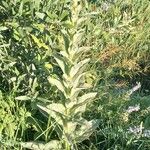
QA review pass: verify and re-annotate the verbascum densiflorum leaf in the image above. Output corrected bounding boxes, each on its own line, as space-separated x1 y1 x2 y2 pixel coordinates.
64 121 77 136
21 140 62 150
74 119 100 143
37 103 66 126
77 92 97 104
70 58 90 79
72 72 86 88
67 81 94 100
72 30 84 46
60 29 70 54
69 92 97 114
72 46 91 60
54 54 69 75
48 76 66 94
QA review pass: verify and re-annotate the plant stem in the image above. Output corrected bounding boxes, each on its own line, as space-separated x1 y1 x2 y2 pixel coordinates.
65 140 70 150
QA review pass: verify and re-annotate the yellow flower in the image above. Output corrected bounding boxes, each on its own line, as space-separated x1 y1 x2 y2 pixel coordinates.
121 112 129 123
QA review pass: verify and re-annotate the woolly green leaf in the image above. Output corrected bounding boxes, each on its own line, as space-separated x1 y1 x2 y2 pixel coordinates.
77 17 87 27
37 103 65 116
69 87 85 100
74 119 100 143
72 72 86 88
66 122 77 134
34 0 41 11
70 92 97 114
78 92 97 104
21 141 45 150
69 84 93 100
0 26 8 31
35 12 45 19
18 1 23 15
37 103 66 126
54 54 68 75
48 77 65 94
71 104 86 115
45 140 62 150
76 46 91 55
61 30 70 53
70 58 90 78
60 50 69 58
59 10 69 21
21 140 61 150
72 31 84 45
15 96 31 101
70 46 91 61
47 103 65 114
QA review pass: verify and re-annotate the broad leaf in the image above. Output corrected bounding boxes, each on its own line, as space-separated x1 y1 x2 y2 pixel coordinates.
69 83 95 100
70 58 90 78
70 92 97 114
61 29 70 53
34 0 41 11
15 96 31 101
18 1 23 15
0 26 8 31
77 17 87 27
74 119 100 143
21 141 45 150
21 140 61 150
35 12 45 19
48 77 65 94
78 92 97 104
72 72 86 88
37 103 66 126
66 121 77 134
30 34 49 50
72 30 84 46
74 104 86 114
69 87 84 100
54 54 69 75
47 103 65 114
70 46 91 61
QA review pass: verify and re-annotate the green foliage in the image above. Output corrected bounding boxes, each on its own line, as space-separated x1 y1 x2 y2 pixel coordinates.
0 0 150 150
0 91 31 149
21 1 99 149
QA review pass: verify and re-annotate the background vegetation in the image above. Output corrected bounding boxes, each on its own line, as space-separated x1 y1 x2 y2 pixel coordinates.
0 0 150 149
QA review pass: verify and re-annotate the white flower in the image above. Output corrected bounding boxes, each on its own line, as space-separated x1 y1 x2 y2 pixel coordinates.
129 82 141 95
127 125 144 135
126 104 140 113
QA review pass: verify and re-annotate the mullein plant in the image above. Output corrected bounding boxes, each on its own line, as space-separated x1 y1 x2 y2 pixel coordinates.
21 0 99 149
